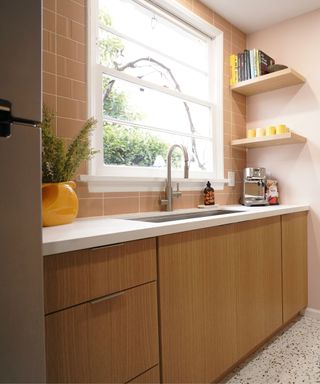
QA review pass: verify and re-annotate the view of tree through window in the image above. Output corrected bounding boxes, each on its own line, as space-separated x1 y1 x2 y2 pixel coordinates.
97 0 214 172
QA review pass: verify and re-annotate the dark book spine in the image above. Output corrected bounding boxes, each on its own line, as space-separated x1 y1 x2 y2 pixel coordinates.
259 50 275 75
245 50 251 79
237 53 242 81
240 52 245 81
245 51 249 80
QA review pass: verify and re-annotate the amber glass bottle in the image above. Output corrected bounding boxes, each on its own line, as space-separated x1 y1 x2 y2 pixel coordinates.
204 181 215 205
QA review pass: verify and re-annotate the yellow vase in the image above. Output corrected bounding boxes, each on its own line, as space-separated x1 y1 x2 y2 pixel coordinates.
42 181 79 227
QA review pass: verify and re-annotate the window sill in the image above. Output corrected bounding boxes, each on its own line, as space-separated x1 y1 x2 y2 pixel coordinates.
79 175 230 193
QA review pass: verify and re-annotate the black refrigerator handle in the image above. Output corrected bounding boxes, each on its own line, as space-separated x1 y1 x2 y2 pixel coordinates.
0 99 37 138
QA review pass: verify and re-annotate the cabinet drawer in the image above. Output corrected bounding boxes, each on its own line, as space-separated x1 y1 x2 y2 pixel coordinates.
44 238 156 313
46 282 159 383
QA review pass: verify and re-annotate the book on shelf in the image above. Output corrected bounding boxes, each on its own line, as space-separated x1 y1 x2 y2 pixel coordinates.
245 49 251 80
238 52 245 82
229 54 238 85
259 50 275 75
230 48 276 85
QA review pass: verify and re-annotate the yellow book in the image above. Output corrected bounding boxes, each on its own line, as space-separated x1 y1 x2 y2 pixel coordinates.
234 54 238 84
255 48 260 77
229 54 237 85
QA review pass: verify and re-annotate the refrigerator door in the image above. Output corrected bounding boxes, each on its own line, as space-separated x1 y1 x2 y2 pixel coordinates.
0 124 46 382
0 0 42 123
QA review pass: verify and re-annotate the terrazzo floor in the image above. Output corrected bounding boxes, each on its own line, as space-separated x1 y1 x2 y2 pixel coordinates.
222 315 320 384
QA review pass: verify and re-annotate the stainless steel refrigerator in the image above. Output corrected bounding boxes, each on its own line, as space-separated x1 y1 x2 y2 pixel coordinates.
0 0 46 382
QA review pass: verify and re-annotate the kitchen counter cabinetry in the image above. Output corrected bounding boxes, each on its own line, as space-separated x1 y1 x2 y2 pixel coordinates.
44 238 160 383
158 214 305 383
43 211 307 383
158 225 238 383
235 217 282 358
282 212 308 322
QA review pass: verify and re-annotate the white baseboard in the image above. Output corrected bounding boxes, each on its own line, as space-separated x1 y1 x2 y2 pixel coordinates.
303 307 320 320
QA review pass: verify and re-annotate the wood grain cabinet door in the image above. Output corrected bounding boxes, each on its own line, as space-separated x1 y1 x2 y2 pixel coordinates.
282 212 308 322
235 216 282 359
45 282 159 383
128 365 160 383
44 238 156 313
158 225 238 383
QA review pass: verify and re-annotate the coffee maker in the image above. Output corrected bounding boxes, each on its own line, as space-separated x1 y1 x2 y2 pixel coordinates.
241 167 269 206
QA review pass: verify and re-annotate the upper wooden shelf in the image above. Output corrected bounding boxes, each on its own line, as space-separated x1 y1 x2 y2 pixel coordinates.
230 68 305 96
231 132 306 149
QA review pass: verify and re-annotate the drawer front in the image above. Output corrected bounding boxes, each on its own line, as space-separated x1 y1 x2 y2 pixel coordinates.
46 282 159 383
128 365 160 383
44 238 157 313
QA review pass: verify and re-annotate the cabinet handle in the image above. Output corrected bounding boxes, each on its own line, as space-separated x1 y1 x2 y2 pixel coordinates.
90 291 125 305
91 243 124 252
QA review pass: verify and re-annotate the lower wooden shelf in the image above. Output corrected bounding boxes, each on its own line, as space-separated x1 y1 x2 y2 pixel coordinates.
231 132 306 149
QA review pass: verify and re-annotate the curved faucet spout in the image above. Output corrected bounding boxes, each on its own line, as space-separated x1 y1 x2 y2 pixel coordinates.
167 144 189 179
162 144 189 211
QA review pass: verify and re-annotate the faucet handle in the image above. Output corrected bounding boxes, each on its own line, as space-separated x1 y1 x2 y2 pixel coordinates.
172 183 182 198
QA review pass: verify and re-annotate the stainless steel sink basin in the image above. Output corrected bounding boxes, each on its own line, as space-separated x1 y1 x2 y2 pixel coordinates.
127 209 241 223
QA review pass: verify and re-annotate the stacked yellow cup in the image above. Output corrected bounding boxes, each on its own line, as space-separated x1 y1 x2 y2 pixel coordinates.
275 124 289 134
266 126 276 136
246 124 289 139
247 128 256 138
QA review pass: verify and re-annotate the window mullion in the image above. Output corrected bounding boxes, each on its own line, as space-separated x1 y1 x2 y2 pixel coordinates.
103 116 212 141
98 64 212 108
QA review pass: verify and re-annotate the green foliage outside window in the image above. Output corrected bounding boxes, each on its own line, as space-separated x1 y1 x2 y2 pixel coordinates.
103 124 167 166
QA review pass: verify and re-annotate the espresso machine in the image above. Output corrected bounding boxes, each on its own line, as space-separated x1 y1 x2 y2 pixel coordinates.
241 167 269 206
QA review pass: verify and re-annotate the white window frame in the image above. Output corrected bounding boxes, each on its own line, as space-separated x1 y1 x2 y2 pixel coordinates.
83 0 226 192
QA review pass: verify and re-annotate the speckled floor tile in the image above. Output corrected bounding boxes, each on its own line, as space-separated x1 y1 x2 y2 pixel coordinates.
222 315 320 384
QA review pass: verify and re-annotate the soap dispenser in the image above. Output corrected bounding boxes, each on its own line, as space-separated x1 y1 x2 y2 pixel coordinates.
204 181 215 205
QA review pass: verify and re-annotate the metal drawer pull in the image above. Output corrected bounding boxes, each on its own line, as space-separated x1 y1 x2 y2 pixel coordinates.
91 243 124 252
90 291 125 305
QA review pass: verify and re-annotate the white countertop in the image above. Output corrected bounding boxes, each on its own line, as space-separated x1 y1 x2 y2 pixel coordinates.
42 204 309 256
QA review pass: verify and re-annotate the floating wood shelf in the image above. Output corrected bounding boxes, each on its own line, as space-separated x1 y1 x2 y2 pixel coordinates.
231 132 306 149
230 68 305 96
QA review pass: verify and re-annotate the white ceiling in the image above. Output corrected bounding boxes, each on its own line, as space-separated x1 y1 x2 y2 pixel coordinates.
200 0 320 34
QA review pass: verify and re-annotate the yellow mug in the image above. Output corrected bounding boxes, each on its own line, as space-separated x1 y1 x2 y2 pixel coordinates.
256 128 265 137
266 126 276 136
276 124 289 134
247 129 256 138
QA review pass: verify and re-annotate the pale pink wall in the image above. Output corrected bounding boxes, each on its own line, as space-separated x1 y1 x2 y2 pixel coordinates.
247 9 320 311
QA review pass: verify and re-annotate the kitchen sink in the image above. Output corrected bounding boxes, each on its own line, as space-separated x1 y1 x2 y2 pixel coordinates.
126 209 241 223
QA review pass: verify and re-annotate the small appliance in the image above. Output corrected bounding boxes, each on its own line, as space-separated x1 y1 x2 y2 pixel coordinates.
241 167 269 206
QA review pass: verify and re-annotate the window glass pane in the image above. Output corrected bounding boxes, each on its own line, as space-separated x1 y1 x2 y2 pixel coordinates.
102 74 212 138
95 0 217 177
98 29 210 100
98 0 209 71
103 122 212 172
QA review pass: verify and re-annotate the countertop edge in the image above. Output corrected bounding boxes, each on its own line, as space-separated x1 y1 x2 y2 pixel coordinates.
42 204 310 256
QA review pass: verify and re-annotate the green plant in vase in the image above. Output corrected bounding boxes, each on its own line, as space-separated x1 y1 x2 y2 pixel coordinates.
40 105 98 227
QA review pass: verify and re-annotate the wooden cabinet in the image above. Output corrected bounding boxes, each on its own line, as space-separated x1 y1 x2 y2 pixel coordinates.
282 212 308 322
44 238 156 314
234 217 282 358
158 215 297 383
128 365 160 383
158 225 238 383
46 282 159 383
44 238 159 383
44 212 308 384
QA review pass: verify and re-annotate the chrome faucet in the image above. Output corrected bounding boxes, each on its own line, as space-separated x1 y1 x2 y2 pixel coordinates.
160 144 189 211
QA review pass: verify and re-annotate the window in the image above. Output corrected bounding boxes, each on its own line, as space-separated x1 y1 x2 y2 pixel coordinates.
88 0 223 183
